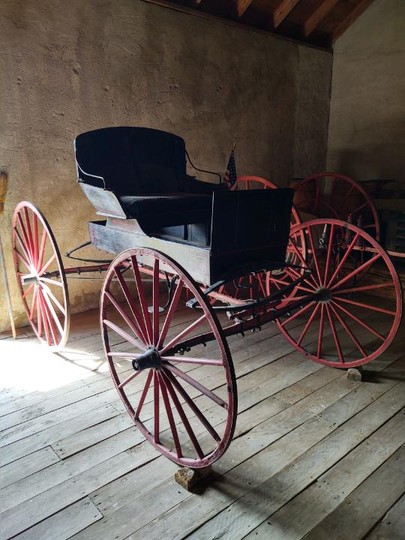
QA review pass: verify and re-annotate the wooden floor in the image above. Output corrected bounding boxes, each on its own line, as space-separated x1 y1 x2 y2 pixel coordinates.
0 307 404 540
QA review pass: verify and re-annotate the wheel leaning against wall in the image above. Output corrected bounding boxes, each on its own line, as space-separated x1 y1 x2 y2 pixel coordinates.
12 201 70 348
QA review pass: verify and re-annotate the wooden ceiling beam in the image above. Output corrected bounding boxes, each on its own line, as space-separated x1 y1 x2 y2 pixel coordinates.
332 0 375 41
303 0 339 37
272 0 300 28
236 0 254 18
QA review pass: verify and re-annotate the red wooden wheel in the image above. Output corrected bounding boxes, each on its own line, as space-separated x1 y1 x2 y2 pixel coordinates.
12 202 70 348
101 248 237 467
276 219 402 368
294 172 380 240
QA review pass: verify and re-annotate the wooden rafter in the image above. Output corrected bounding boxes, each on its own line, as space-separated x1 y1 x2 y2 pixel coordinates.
332 0 375 41
236 0 254 18
142 0 377 48
272 0 300 28
303 0 339 37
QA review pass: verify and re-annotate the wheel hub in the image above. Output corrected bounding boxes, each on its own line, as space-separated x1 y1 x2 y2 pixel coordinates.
315 287 331 303
132 347 161 371
21 272 39 285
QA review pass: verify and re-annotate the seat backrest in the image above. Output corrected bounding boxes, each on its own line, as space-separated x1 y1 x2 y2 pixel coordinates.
74 127 187 195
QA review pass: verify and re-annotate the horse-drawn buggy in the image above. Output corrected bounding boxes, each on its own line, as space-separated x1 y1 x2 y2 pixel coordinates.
12 127 402 468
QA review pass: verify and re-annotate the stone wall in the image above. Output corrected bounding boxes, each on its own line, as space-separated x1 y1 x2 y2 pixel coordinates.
327 0 405 181
0 0 332 330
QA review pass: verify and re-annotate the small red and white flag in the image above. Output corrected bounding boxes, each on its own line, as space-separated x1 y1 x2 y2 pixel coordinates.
223 142 237 189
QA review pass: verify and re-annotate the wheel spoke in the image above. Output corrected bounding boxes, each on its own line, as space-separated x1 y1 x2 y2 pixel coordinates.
317 304 325 358
158 372 182 458
36 290 43 338
162 356 223 367
323 224 335 286
307 228 322 284
17 214 34 262
164 363 227 408
15 230 33 267
103 319 145 351
29 286 39 320
131 255 153 343
296 303 321 347
337 282 393 295
351 200 370 215
42 290 60 345
328 302 366 357
325 304 344 363
158 279 184 349
279 300 315 327
105 290 147 345
15 248 31 271
160 314 207 356
135 370 153 419
32 212 39 267
39 277 64 288
39 253 56 276
326 232 360 287
161 371 204 459
331 300 385 341
163 368 221 442
39 281 65 314
108 351 138 358
153 372 160 443
289 236 319 289
23 282 35 300
333 295 397 316
37 228 48 272
117 370 142 390
340 183 355 205
330 253 381 291
23 207 36 265
40 286 64 337
152 259 160 345
38 290 53 345
114 269 148 343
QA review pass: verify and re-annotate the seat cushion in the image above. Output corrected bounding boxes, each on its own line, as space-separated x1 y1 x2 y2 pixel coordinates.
118 194 212 227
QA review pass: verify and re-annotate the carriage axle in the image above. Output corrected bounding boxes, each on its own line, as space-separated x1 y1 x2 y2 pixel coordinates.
132 347 161 371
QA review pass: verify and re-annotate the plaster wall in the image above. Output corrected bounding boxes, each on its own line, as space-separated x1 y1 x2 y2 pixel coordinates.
0 0 332 331
327 0 405 180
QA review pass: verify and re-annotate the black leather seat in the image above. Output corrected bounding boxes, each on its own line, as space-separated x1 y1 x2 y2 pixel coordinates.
74 127 223 234
118 193 212 228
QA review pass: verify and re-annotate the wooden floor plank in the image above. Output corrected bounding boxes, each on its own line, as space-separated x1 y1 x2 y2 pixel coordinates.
305 443 405 540
88 366 341 517
0 446 60 490
127 370 404 540
244 409 405 539
365 492 405 540
0 308 404 540
0 403 118 468
11 497 103 540
0 444 160 539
